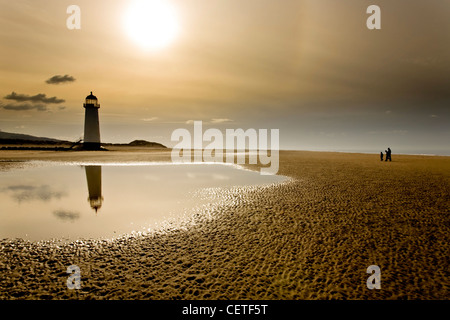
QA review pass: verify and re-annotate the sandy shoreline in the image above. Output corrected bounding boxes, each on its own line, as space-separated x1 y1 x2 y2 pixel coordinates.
0 150 449 300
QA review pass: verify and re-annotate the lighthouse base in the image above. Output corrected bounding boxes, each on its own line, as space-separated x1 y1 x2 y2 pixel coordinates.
83 142 102 150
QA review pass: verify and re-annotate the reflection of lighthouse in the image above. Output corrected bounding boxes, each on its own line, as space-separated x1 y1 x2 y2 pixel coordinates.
85 166 103 213
83 92 101 150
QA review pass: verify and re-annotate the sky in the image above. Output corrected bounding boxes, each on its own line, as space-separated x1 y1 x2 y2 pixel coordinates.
0 0 449 154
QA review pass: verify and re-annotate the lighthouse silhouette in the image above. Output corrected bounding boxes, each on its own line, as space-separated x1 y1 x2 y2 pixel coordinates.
83 91 101 150
85 166 103 214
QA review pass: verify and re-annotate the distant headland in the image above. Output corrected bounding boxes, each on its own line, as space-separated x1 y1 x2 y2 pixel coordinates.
0 130 167 151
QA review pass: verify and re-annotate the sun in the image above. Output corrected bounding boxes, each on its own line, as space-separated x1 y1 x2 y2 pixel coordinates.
123 0 179 50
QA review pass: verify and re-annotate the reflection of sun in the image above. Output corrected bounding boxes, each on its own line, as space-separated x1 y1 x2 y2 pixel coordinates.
123 0 179 50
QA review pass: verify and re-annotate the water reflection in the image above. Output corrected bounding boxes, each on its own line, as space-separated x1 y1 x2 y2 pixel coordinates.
6 184 66 203
0 163 286 241
53 209 80 222
85 166 103 213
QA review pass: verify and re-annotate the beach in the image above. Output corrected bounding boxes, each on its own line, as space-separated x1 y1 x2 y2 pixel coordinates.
0 149 448 300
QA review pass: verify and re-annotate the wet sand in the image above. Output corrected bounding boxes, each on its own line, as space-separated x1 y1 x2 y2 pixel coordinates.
0 149 449 300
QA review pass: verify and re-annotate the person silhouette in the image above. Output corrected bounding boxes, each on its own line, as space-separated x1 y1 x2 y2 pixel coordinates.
386 147 392 162
380 151 384 161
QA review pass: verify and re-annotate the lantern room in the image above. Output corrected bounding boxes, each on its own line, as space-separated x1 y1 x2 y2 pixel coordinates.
84 91 100 108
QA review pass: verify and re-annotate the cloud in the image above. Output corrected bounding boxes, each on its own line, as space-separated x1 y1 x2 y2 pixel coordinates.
2 103 48 111
1 92 67 112
211 118 233 124
185 119 233 124
141 117 158 122
53 210 80 222
45 74 76 84
4 92 65 104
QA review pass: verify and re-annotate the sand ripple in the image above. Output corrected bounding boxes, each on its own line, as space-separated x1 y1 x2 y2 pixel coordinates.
0 151 449 299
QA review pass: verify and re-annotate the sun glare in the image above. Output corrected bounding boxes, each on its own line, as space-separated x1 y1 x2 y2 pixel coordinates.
123 0 179 50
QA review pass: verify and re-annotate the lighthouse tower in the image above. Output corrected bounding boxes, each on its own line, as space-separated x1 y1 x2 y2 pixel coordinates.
83 91 101 150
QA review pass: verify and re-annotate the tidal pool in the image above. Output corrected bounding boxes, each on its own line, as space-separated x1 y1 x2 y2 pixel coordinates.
0 162 285 241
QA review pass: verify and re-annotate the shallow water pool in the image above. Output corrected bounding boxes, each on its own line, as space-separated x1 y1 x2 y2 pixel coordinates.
0 162 285 241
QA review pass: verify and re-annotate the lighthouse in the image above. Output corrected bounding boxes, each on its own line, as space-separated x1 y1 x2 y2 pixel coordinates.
85 166 103 213
83 91 101 150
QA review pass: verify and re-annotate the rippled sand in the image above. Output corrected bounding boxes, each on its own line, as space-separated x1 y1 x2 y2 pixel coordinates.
0 150 449 299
